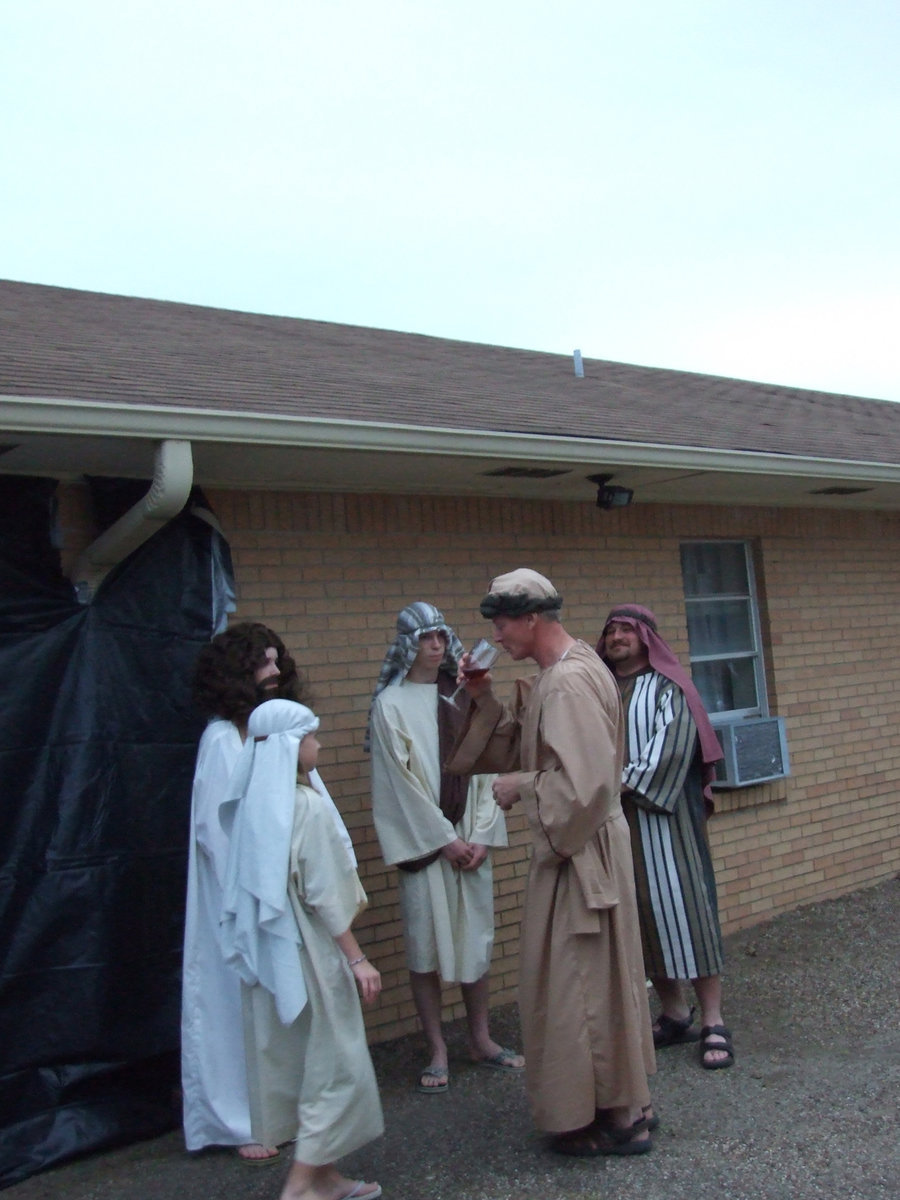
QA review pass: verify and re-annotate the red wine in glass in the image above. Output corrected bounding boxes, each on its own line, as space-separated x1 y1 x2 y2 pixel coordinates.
442 639 500 706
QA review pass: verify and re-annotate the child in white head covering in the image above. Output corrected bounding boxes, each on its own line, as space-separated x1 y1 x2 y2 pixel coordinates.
220 700 384 1200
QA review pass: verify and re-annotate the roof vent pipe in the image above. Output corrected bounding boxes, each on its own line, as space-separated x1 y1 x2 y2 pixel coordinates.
573 349 584 378
72 439 194 603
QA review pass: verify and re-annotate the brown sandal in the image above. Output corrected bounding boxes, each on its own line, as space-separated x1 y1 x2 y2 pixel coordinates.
653 1006 700 1047
552 1121 652 1157
595 1105 660 1133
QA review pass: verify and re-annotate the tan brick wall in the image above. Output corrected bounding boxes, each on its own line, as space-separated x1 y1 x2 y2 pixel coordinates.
56 484 900 1041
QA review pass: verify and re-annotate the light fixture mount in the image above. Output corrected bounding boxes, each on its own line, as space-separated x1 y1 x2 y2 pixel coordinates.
586 473 633 510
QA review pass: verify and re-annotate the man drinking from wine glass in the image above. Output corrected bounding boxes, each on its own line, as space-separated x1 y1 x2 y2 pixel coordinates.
366 601 524 1094
446 570 657 1158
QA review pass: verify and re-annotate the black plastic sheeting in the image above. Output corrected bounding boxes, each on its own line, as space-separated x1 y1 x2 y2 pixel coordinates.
0 478 234 1189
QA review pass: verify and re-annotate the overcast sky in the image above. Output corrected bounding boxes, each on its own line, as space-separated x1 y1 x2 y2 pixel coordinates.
2 1 898 401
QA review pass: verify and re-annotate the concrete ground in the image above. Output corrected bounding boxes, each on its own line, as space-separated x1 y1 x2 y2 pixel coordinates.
7 876 899 1200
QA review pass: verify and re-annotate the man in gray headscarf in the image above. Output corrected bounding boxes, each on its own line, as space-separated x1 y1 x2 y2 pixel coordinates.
368 602 523 1094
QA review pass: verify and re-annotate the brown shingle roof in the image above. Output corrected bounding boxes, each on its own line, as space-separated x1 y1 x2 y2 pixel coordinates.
2 278 899 464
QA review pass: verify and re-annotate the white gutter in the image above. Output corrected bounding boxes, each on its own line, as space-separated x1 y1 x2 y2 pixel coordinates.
4 394 900 484
71 439 194 602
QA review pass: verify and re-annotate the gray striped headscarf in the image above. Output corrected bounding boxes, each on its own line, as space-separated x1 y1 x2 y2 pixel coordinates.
364 602 463 751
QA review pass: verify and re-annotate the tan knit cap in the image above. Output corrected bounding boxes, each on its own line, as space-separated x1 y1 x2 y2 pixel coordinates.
479 568 562 618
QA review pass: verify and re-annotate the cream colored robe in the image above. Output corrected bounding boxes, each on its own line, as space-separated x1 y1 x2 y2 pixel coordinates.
241 783 384 1164
370 680 507 983
448 641 655 1132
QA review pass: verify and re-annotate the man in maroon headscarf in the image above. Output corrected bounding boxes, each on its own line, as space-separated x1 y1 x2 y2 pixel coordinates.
597 605 734 1070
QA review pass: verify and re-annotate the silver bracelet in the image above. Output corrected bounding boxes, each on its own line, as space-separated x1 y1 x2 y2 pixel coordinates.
348 954 367 967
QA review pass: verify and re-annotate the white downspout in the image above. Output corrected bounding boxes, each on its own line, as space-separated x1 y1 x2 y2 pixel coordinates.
72 439 194 603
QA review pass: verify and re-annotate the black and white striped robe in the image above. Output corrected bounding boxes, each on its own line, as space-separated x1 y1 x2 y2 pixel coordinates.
619 669 724 980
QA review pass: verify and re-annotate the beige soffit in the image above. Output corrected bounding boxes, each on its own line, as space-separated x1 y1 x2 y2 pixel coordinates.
4 394 900 485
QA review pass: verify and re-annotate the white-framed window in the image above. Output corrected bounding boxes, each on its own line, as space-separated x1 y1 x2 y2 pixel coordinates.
679 540 768 721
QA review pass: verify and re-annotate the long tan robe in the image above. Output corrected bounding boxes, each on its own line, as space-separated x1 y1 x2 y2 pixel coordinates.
448 640 655 1132
370 680 506 983
241 784 384 1164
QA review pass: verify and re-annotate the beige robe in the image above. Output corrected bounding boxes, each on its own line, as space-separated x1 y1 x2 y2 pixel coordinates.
241 784 384 1163
370 680 507 983
448 640 655 1132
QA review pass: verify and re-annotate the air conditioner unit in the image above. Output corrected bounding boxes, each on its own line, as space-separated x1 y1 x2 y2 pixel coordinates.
712 716 790 788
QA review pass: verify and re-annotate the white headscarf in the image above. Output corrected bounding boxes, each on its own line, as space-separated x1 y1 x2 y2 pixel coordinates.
308 767 357 868
219 700 318 1024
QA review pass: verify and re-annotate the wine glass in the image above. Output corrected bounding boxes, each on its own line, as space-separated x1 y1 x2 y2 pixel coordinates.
442 637 501 707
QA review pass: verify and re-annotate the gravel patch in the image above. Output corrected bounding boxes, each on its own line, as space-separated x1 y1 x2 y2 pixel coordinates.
7 875 899 1200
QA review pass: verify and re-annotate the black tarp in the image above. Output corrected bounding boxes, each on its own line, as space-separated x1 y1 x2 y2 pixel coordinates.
0 478 234 1188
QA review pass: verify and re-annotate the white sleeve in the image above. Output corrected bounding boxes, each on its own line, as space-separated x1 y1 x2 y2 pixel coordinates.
369 697 457 865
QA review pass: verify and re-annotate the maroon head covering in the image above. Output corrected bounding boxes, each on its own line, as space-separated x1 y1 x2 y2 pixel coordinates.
597 603 723 805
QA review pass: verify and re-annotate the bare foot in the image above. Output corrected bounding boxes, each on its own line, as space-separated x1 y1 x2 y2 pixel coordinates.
417 1061 449 1091
279 1160 381 1200
237 1142 279 1162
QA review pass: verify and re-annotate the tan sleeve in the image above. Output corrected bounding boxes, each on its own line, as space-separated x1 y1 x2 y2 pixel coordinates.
518 672 621 860
445 689 523 775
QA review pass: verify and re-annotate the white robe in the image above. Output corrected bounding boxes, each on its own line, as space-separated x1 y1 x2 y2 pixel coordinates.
181 719 251 1150
370 680 507 983
241 784 384 1164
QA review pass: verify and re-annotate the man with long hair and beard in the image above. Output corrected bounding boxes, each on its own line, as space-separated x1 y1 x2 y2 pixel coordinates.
181 623 312 1163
